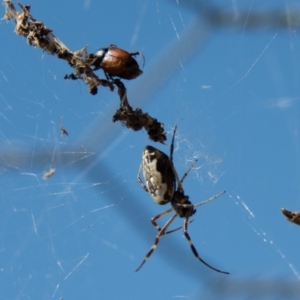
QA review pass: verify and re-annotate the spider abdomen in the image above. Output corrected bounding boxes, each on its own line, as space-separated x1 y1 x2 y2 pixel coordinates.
142 146 176 205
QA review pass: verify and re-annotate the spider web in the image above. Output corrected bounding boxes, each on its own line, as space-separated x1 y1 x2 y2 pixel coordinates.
1 0 300 299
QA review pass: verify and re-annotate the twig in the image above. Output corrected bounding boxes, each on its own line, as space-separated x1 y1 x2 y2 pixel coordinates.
113 80 166 143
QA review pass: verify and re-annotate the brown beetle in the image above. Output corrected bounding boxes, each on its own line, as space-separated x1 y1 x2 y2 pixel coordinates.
88 44 144 80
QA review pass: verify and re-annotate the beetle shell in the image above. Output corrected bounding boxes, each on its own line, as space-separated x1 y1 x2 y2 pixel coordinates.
142 146 176 205
92 45 143 80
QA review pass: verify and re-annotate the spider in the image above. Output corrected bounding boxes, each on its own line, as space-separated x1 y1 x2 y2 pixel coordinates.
136 126 229 274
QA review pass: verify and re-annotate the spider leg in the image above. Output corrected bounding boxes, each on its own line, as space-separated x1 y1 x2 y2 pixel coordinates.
171 162 182 192
172 157 198 193
179 159 198 188
164 219 194 234
168 125 194 193
193 191 226 208
137 163 148 192
176 191 226 209
151 207 193 234
169 125 177 163
183 217 229 274
151 207 173 232
168 126 182 191
135 213 178 272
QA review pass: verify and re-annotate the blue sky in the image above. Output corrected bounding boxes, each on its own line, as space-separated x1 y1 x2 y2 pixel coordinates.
1 0 300 299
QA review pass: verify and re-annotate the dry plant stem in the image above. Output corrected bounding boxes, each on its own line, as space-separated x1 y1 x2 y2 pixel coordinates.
3 0 166 143
113 80 166 143
3 0 113 92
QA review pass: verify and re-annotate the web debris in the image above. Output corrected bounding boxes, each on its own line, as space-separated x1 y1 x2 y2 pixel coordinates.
281 208 300 226
43 168 56 180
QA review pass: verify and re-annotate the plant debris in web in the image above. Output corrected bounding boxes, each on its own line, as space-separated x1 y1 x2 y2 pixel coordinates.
113 80 166 143
3 0 166 143
43 168 56 180
281 208 300 226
